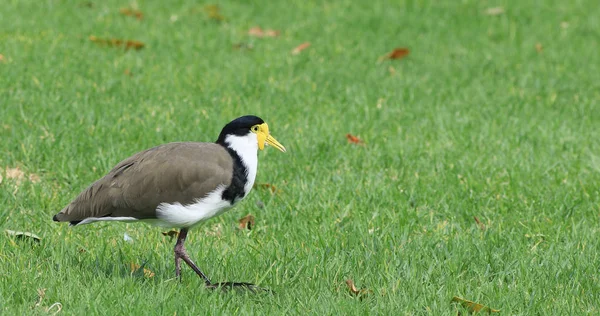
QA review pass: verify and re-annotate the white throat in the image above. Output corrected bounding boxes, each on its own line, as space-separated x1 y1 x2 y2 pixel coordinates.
224 133 258 196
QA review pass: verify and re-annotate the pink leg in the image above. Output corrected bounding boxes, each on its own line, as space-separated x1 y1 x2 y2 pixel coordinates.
174 228 212 285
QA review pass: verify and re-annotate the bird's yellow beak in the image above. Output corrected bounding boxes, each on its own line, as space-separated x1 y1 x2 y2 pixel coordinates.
257 123 286 152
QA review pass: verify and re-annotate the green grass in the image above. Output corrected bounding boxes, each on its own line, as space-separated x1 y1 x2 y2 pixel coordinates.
1 0 600 314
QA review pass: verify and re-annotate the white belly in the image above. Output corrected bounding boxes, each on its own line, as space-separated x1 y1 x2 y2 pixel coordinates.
155 186 233 228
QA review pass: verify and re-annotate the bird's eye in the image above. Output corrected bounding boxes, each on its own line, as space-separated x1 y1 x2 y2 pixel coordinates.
252 125 259 132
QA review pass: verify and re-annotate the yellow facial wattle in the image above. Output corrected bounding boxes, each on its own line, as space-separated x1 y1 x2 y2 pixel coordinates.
257 123 286 152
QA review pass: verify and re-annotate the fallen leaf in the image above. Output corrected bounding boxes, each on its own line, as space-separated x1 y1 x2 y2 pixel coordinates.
451 296 500 313
5 167 25 181
264 29 279 37
3 167 40 185
345 279 370 298
0 54 5 63
204 4 224 21
161 230 179 240
474 216 485 230
346 133 364 145
535 43 543 53
292 42 311 55
129 263 155 278
124 69 132 76
484 7 504 16
388 48 410 59
248 26 280 38
238 214 255 230
379 48 410 61
248 27 263 36
161 230 179 238
255 183 279 193
5 229 41 242
120 7 143 20
89 36 145 50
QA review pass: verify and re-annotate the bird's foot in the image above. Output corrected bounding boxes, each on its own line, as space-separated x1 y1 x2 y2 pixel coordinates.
206 282 272 294
175 256 182 280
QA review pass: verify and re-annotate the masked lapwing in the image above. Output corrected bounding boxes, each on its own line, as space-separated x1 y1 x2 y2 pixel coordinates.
53 115 286 290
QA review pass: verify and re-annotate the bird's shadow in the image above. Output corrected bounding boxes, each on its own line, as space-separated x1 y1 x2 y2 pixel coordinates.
70 250 273 294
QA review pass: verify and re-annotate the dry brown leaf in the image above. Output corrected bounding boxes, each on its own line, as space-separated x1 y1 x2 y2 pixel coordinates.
345 279 370 298
129 263 155 278
5 167 25 181
484 7 505 16
451 296 500 313
474 216 485 230
346 133 364 145
124 69 133 76
264 29 279 37
120 8 143 20
248 26 280 38
535 43 543 53
238 214 255 230
379 48 410 61
292 42 311 55
248 27 263 36
124 40 144 50
89 36 145 50
388 48 410 59
255 183 279 193
204 4 224 21
161 230 179 238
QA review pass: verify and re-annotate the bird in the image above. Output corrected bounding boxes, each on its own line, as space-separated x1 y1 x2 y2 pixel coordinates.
52 115 286 290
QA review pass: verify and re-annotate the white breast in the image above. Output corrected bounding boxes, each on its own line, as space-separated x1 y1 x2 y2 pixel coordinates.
154 133 260 228
224 133 259 197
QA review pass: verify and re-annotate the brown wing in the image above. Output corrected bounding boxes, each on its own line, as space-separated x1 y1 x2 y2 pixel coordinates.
53 142 233 223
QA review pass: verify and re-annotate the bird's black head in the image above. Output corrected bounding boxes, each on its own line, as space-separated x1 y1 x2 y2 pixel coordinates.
216 115 265 145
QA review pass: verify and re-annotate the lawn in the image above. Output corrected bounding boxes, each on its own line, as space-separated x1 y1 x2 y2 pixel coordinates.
1 0 600 314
